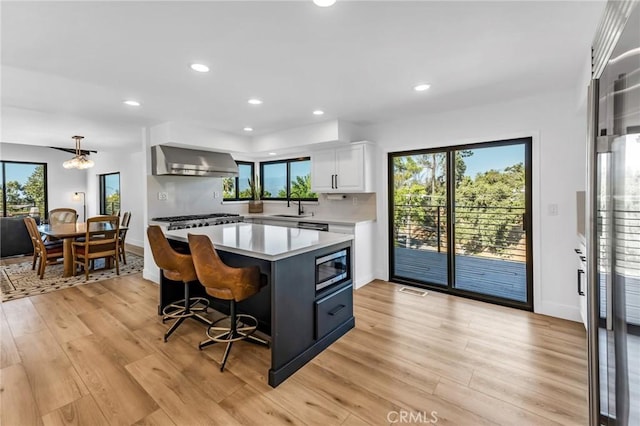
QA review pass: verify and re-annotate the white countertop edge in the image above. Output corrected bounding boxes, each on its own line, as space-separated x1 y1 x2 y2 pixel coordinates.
243 213 376 226
164 223 353 261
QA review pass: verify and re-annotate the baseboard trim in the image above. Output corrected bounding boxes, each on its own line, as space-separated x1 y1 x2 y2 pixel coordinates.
537 301 581 322
143 268 160 284
354 273 374 289
268 317 355 387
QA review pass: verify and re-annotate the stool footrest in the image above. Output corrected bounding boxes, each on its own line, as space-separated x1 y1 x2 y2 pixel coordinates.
162 297 209 320
203 314 258 343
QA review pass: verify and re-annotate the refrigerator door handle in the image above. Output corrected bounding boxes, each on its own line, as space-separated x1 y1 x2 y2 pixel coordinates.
578 269 585 296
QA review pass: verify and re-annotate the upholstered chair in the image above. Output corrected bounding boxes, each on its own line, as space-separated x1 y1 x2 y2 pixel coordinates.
147 225 211 341
188 233 268 372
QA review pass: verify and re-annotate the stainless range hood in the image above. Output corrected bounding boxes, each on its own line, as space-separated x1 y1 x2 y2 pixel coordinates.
151 145 238 177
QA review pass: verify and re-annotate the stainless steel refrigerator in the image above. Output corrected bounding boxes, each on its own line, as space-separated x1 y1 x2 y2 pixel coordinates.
587 2 639 424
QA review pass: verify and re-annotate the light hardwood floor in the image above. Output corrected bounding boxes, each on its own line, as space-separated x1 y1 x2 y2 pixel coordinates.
0 270 588 425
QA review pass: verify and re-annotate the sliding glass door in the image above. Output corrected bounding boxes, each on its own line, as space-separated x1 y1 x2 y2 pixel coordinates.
389 138 532 309
390 151 449 286
452 143 529 302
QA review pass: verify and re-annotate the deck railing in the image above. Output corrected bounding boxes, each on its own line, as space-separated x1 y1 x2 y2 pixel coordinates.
393 202 526 261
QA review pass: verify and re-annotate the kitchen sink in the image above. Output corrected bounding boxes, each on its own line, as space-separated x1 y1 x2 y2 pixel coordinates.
270 214 312 218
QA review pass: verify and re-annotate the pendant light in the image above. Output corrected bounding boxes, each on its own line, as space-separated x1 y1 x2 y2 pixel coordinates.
62 135 94 169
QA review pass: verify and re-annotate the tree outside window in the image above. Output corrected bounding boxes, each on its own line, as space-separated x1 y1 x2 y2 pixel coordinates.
223 162 255 201
1 161 47 217
100 172 120 215
260 158 317 200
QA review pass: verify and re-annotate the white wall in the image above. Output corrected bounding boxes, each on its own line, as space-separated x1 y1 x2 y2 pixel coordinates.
87 149 145 248
250 119 366 155
363 88 587 322
150 121 251 153
0 142 88 214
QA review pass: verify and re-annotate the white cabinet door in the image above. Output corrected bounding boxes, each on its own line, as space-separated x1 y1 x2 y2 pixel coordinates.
334 145 364 191
311 149 336 192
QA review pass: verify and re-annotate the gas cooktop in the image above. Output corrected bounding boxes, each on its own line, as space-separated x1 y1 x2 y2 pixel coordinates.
151 213 243 230
151 213 240 222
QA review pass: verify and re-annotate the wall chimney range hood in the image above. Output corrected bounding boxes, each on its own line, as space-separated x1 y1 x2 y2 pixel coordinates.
151 145 238 177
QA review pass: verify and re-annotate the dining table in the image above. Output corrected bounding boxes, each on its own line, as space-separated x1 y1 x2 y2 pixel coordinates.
38 221 126 277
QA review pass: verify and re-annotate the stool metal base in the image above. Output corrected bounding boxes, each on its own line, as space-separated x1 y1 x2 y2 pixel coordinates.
162 297 209 320
162 296 211 342
199 309 269 371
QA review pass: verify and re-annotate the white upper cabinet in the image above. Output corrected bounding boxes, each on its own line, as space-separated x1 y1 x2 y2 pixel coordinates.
311 142 375 193
311 149 336 191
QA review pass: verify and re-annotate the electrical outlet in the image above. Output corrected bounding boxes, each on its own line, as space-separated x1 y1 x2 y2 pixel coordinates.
548 203 558 216
213 191 219 199
353 196 358 205
158 192 168 201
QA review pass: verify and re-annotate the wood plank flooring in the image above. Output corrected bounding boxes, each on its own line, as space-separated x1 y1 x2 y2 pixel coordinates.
0 271 588 425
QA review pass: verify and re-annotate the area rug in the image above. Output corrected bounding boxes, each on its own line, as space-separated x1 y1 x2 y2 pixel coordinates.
0 253 144 302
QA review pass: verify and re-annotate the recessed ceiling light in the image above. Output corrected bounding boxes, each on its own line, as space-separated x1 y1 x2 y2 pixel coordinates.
123 100 141 106
268 152 277 156
313 0 336 7
248 98 263 105
414 83 431 92
243 127 253 132
190 63 210 73
313 110 325 116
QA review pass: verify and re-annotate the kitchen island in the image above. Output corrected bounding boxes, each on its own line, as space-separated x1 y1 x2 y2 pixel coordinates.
159 222 355 387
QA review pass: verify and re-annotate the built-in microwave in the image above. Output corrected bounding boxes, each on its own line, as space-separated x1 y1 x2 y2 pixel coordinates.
315 248 349 291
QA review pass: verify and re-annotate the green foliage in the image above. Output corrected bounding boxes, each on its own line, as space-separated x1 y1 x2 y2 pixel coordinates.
392 152 525 258
106 191 120 215
455 163 525 256
4 180 24 207
23 165 46 216
222 177 235 199
2 165 46 216
290 175 317 199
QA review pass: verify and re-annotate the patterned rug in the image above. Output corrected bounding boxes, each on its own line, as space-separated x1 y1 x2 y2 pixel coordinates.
0 253 144 302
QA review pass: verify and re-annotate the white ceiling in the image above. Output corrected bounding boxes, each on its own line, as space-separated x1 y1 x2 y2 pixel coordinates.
1 1 605 153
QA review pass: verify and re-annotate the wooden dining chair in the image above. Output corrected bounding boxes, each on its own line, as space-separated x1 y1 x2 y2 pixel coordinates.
118 211 132 264
23 217 64 279
48 208 78 225
72 215 120 281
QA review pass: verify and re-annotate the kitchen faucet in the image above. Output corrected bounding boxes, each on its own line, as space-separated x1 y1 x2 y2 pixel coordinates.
298 198 304 215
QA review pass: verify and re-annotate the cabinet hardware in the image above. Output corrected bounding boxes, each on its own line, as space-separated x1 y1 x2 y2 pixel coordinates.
574 248 583 254
328 304 346 316
577 269 585 296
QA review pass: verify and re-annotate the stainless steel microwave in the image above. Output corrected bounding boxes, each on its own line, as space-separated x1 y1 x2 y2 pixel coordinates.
315 248 349 291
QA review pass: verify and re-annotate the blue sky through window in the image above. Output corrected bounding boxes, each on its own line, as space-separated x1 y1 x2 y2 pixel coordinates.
462 144 524 178
4 163 39 183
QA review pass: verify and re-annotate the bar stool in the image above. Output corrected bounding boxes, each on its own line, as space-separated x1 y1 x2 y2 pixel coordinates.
147 226 211 341
187 233 269 372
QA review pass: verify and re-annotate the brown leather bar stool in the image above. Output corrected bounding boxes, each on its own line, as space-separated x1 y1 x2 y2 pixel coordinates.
188 233 269 372
147 226 211 341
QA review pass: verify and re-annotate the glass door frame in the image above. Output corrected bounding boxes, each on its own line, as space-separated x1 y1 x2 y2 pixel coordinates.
388 137 534 311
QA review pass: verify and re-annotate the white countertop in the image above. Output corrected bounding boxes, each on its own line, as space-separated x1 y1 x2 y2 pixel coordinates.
164 222 353 261
243 213 375 226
